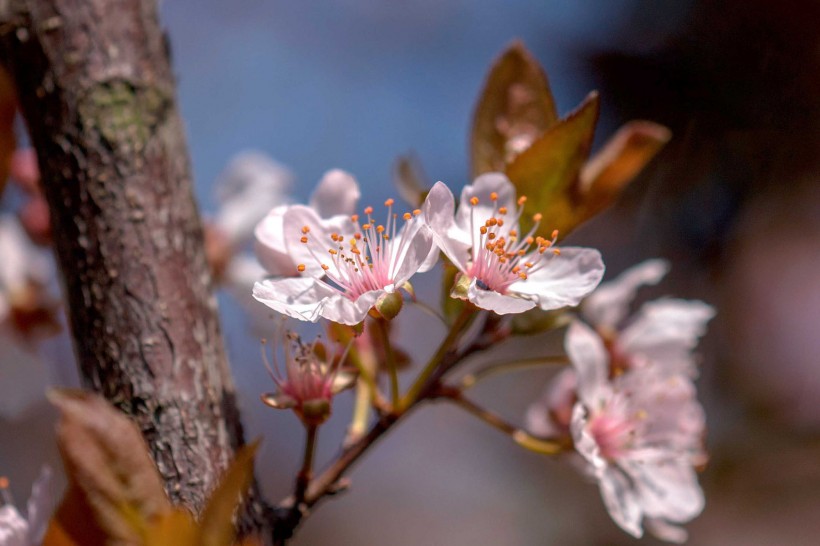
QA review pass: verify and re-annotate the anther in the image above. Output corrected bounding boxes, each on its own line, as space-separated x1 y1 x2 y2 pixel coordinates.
321 264 330 271
470 196 479 206
498 206 508 215
364 206 374 215
301 226 310 234
480 226 488 235
384 198 394 206
376 225 385 233
300 236 308 244
297 264 306 272
552 229 559 239
490 192 498 201
533 213 542 222
403 213 412 220
351 214 359 222
413 209 422 216
552 248 561 256
518 272 528 280
517 196 527 206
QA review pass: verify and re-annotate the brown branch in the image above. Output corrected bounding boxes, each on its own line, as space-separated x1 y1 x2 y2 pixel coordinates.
0 0 269 533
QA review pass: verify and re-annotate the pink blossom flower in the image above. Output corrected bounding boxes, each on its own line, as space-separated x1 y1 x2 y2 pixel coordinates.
422 173 604 314
260 332 355 426
582 259 715 376
0 467 53 546
567 321 705 543
253 193 436 325
254 169 360 277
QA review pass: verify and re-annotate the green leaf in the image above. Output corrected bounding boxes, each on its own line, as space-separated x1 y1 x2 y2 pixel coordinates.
505 92 599 237
470 41 559 176
579 120 671 218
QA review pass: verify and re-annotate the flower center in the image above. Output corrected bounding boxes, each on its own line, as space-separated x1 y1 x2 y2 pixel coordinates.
588 396 646 460
465 193 560 293
298 199 421 299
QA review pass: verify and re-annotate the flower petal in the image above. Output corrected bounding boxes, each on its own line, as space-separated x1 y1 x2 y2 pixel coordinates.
619 299 715 376
308 169 360 217
467 281 536 314
0 506 28 546
625 457 704 523
598 466 644 539
391 219 435 284
455 172 516 236
316 289 382 326
254 205 298 276
253 277 335 322
423 182 471 272
565 320 609 405
281 205 356 278
26 466 53 544
510 247 604 311
583 258 670 329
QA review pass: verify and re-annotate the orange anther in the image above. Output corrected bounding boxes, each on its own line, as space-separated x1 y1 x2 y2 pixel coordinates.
551 229 559 239
377 225 385 233
517 196 527 206
403 212 412 220
300 236 308 244
351 214 359 222
321 264 329 271
498 206 508 215
413 209 422 216
385 198 395 206
329 249 338 255
518 272 528 280
552 248 561 256
364 206 374 215
301 225 310 234
470 196 479 206
490 192 498 201
533 213 542 222
480 226 488 235
297 264 306 272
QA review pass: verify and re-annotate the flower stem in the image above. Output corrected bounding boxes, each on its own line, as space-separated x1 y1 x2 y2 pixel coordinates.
294 425 318 505
459 355 570 390
375 318 400 408
399 306 474 411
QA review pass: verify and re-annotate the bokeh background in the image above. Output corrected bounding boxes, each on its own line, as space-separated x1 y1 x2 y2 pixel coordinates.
3 0 820 544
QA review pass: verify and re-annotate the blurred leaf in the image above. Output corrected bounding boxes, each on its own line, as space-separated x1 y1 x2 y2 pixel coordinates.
45 389 171 546
393 154 429 207
199 441 259 546
471 41 559 176
579 121 671 217
0 67 17 196
143 510 198 546
505 92 600 237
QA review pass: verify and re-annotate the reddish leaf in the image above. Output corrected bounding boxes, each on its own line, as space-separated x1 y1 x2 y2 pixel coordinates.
471 41 559 176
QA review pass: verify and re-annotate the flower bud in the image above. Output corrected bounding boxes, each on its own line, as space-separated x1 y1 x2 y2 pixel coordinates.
374 290 403 320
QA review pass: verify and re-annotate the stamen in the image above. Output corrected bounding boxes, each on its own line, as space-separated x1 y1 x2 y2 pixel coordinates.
300 236 308 243
297 264 306 272
384 198 395 206
301 226 310 234
499 206 508 215
490 192 498 201
364 206 373 215
470 197 479 206
517 196 527 205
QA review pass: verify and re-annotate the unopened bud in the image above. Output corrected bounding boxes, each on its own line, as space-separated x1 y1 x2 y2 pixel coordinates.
374 290 403 320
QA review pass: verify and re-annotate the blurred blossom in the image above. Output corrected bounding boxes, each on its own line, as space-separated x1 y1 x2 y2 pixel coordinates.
254 174 436 325
567 321 705 543
0 215 60 420
0 466 53 546
422 174 604 314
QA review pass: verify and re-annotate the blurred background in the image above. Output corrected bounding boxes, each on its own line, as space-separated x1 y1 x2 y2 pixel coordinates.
3 0 820 544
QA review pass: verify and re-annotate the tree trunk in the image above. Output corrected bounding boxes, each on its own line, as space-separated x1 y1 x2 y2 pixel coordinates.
0 0 266 528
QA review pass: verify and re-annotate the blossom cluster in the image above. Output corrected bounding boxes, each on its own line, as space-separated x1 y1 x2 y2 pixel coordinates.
246 167 713 543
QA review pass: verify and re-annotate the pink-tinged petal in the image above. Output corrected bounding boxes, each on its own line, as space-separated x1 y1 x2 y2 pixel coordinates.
467 281 536 314
308 169 360 217
392 220 435 283
565 321 609 404
214 152 293 244
625 458 704 522
455 172 516 235
316 289 382 326
599 467 644 538
253 277 335 322
619 299 715 376
0 505 28 546
509 247 604 311
645 518 689 544
423 182 471 272
583 258 670 329
254 205 299 276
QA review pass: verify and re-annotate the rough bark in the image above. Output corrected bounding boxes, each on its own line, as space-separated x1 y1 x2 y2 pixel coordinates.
0 0 267 529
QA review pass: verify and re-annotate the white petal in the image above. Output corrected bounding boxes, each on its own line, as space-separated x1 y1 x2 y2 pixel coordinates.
26 466 54 544
525 368 577 438
281 206 356 278
214 152 293 244
509 247 605 311
564 321 609 404
598 467 644 538
391 220 435 284
316 289 381 326
625 458 704 522
0 506 28 546
423 182 471 272
619 299 715 376
254 206 298 276
583 258 670 329
253 277 334 322
467 281 536 314
308 169 360 217
455 173 516 235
